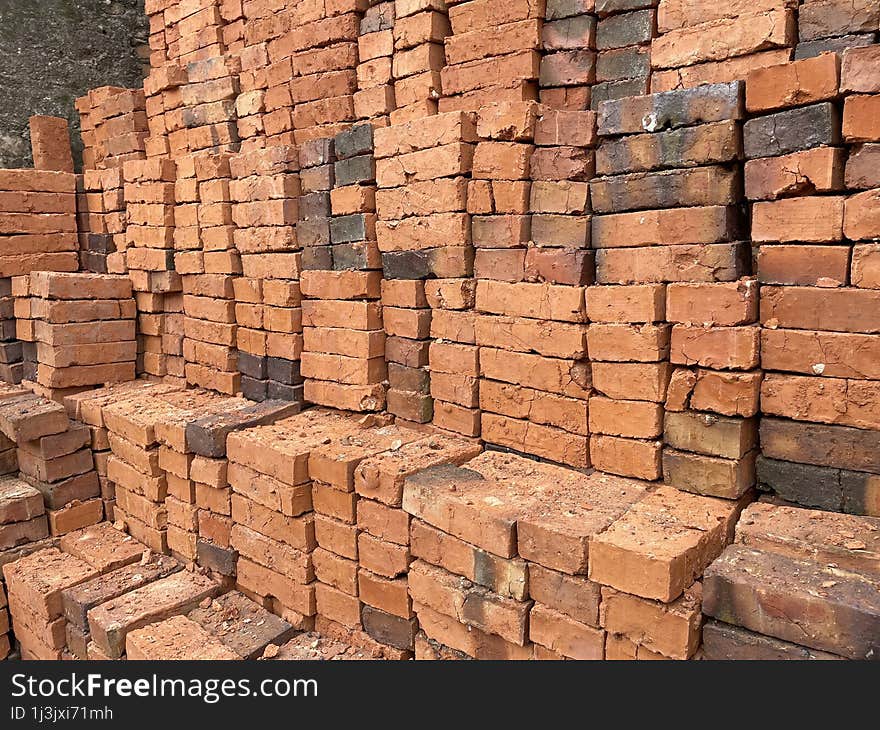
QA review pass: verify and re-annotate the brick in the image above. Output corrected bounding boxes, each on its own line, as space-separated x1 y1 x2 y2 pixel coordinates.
663 449 756 499
704 545 880 660
591 166 740 213
592 206 740 248
744 103 840 158
745 147 845 201
414 602 532 659
746 54 839 113
760 286 880 334
3 547 98 620
126 615 239 660
529 603 605 660
841 45 880 94
702 619 843 660
760 418 880 474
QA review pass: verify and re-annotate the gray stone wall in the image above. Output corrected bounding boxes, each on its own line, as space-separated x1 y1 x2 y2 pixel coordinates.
0 0 147 170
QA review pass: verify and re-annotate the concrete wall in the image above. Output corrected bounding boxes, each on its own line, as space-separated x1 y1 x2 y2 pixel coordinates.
0 0 147 170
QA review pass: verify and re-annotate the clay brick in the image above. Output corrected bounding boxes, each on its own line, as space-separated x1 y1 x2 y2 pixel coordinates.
702 619 843 660
704 545 880 660
530 603 605 660
746 54 839 113
3 547 98 620
592 206 740 248
745 147 845 201
760 286 880 334
670 325 761 370
761 418 880 474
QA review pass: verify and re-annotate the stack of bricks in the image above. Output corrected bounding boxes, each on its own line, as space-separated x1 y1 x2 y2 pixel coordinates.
355 1 395 124
352 429 483 654
142 61 188 161
382 279 430 424
703 502 880 660
225 409 335 632
374 112 475 430
392 0 448 121
286 3 361 145
750 50 880 515
12 272 137 400
307 418 420 655
440 0 534 114
63 382 173 524
123 158 184 382
0 168 78 280
592 1 651 109
539 2 596 112
0 474 48 560
650 0 796 93
78 168 127 274
180 55 241 157
179 152 241 395
587 82 748 482
0 384 104 538
302 127 386 413
795 0 879 58
403 450 744 659
76 87 148 172
0 279 21 385
231 145 304 403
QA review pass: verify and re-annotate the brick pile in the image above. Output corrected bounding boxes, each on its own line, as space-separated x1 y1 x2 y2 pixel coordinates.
703 501 880 659
440 0 533 113
592 1 648 108
0 384 104 538
588 82 747 483
541 1 596 111
76 87 148 173
751 49 880 515
650 0 796 93
355 1 395 124
12 272 137 400
231 145 304 403
302 126 386 413
404 450 744 659
392 0 448 123
78 168 127 274
382 279 431 424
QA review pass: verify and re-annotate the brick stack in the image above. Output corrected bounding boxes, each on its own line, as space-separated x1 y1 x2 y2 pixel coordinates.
0 168 79 279
353 430 482 653
747 53 880 514
79 168 127 274
393 0 449 121
440 0 535 113
225 409 340 630
589 82 748 481
651 0 796 93
180 153 241 395
592 1 651 109
64 382 172 523
0 279 21 385
375 111 476 280
381 279 430 424
180 55 241 157
302 127 385 413
403 450 744 659
142 62 188 161
538 2 596 113
0 475 48 556
796 0 879 59
355 1 395 124
12 272 137 399
2 546 99 659
76 87 148 172
703 502 880 659
231 145 304 403
307 420 421 653
287 4 361 145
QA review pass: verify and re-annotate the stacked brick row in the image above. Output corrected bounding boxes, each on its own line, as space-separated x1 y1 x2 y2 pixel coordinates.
588 83 744 483
355 1 395 124
391 0 449 123
540 1 596 112
795 0 879 58
12 273 137 400
0 384 105 538
231 145 304 403
440 0 534 114
382 280 431 424
703 502 880 660
592 1 651 109
302 126 386 412
748 50 880 516
176 153 241 395
78 168 127 274
404 450 745 659
650 0 796 92
76 87 149 173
